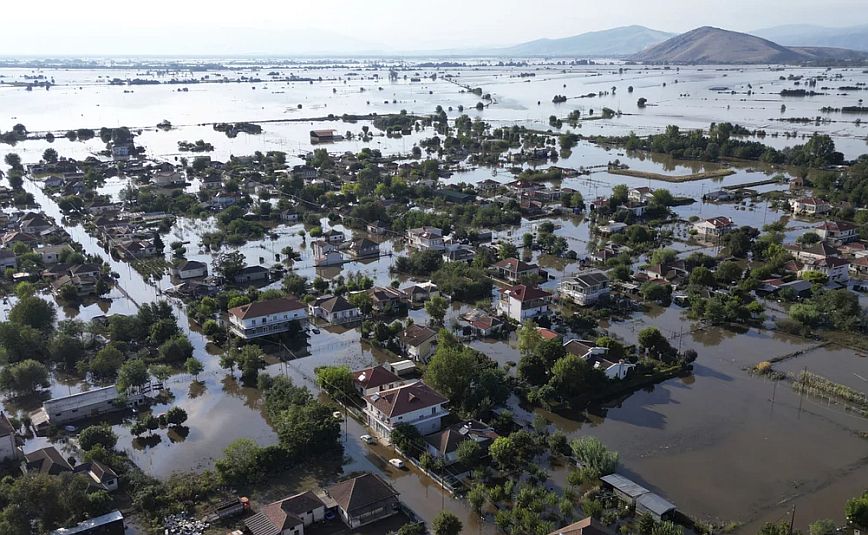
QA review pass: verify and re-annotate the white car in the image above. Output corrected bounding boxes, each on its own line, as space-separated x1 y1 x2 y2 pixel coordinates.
360 434 375 444
389 458 405 469
332 411 343 419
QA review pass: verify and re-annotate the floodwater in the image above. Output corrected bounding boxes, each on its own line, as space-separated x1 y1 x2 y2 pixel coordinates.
1 59 867 532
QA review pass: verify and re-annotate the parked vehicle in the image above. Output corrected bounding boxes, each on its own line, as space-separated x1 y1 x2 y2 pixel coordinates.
360 434 375 444
389 458 405 469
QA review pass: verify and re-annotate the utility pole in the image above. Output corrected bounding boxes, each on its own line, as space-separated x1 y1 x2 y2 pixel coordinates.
788 504 796 535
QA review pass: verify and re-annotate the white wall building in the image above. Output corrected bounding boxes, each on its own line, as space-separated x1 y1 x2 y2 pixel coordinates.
228 297 308 339
364 381 448 442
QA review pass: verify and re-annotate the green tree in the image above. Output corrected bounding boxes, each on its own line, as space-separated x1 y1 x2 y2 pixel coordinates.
184 357 204 380
158 335 193 363
455 438 484 466
274 403 341 456
688 266 715 287
116 359 149 392
651 521 684 535
78 425 118 451
808 519 837 535
213 250 246 281
649 248 677 266
396 523 427 535
432 511 463 535
166 406 188 426
570 436 618 479
0 359 49 396
8 296 56 330
315 365 355 400
90 345 125 378
391 423 424 453
215 438 265 485
715 260 743 283
517 320 543 356
846 491 868 528
424 295 448 326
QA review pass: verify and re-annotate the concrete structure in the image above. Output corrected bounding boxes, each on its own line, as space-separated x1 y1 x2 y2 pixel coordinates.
791 197 831 216
170 260 208 280
352 366 409 396
559 271 610 306
815 221 858 243
693 216 735 240
308 295 362 324
35 385 150 427
234 265 270 284
493 257 541 282
498 284 552 321
312 240 343 267
228 297 307 340
364 381 448 441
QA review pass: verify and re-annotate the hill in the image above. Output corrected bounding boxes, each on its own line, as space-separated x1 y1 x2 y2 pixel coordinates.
752 24 868 52
631 26 868 64
492 25 674 57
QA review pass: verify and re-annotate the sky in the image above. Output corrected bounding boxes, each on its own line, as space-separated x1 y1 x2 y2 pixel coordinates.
1 0 867 55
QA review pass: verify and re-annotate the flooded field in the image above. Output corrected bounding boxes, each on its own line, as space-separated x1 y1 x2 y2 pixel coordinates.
0 58 866 532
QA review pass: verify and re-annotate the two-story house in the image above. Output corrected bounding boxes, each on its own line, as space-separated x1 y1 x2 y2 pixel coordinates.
791 197 831 216
0 413 18 462
498 284 552 321
244 491 325 535
493 258 541 283
308 295 362 324
352 365 409 396
313 240 343 266
559 271 610 306
228 297 308 339
628 187 654 204
397 324 438 362
364 381 449 441
170 260 208 280
406 227 445 251
692 216 735 240
348 238 379 259
814 221 858 243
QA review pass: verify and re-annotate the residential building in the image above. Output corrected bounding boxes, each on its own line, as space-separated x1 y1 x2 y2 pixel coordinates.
559 271 610 306
785 241 840 263
20 213 53 234
443 245 476 264
498 284 552 321
234 265 270 284
229 297 307 340
323 229 345 243
170 260 208 279
461 309 504 337
21 446 73 475
33 385 149 428
791 197 831 216
693 216 735 240
152 170 184 186
798 257 850 282
313 240 343 266
310 130 337 143
52 274 98 297
548 517 616 535
37 244 71 265
0 413 18 462
327 473 399 529
244 491 325 535
69 263 101 279
367 220 388 235
75 461 119 492
424 420 498 464
352 365 409 396
50 510 125 535
366 286 405 314
308 295 362 324
397 324 438 362
348 238 379 259
814 221 858 243
493 257 541 283
292 165 318 180
364 381 448 441
402 282 440 305
564 339 634 379
406 227 445 251
0 250 17 270
628 187 654 203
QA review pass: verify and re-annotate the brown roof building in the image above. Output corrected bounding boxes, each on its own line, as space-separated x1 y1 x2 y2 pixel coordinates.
327 473 399 529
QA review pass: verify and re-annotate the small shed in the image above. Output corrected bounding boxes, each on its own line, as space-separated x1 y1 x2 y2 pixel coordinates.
636 493 676 521
600 473 650 505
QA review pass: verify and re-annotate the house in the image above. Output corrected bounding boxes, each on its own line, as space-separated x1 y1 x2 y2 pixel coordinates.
21 446 73 475
693 216 735 240
69 263 101 279
199 172 223 192
791 197 831 216
323 229 345 243
628 187 654 203
0 413 18 462
559 271 610 306
244 491 325 535
397 324 438 362
229 297 308 340
703 190 734 203
402 282 440 305
310 129 337 144
814 221 858 243
498 284 552 321
785 241 840 263
33 385 151 429
280 209 300 223
20 212 54 234
327 473 399 528
0 250 17 270
548 517 616 535
642 261 688 282
37 244 71 265
493 257 541 283
50 510 125 535
443 245 476 264
111 144 132 159
1 231 37 246
308 295 362 324
424 420 498 464
75 461 119 492
476 178 502 192
170 260 208 280
43 175 65 188
798 256 850 282
506 179 543 194
312 240 343 266
851 256 868 276
406 227 445 251
234 265 270 284
461 309 504 337
352 365 409 396
600 473 676 520
597 221 627 235
564 339 634 379
364 381 448 441
152 170 184 186
367 220 388 235
348 238 379 259
52 274 98 297
292 165 318 180
366 286 405 314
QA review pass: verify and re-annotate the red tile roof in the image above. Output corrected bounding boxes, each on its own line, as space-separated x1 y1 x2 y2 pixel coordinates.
504 284 552 302
365 381 447 417
229 296 305 320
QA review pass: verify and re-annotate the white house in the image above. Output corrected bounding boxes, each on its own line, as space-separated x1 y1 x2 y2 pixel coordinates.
791 197 831 216
814 221 858 243
798 257 850 283
397 324 438 362
564 339 635 380
493 258 541 283
228 297 308 339
244 491 326 535
0 413 18 462
312 240 343 267
498 284 552 321
693 216 735 240
308 295 362 324
36 244 70 265
628 187 654 203
170 260 208 280
152 170 184 186
559 271 610 306
364 381 449 442
406 227 445 251
352 365 410 396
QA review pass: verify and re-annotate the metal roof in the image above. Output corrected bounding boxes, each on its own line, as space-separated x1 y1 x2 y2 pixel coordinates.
636 492 676 515
51 511 123 535
600 473 650 498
